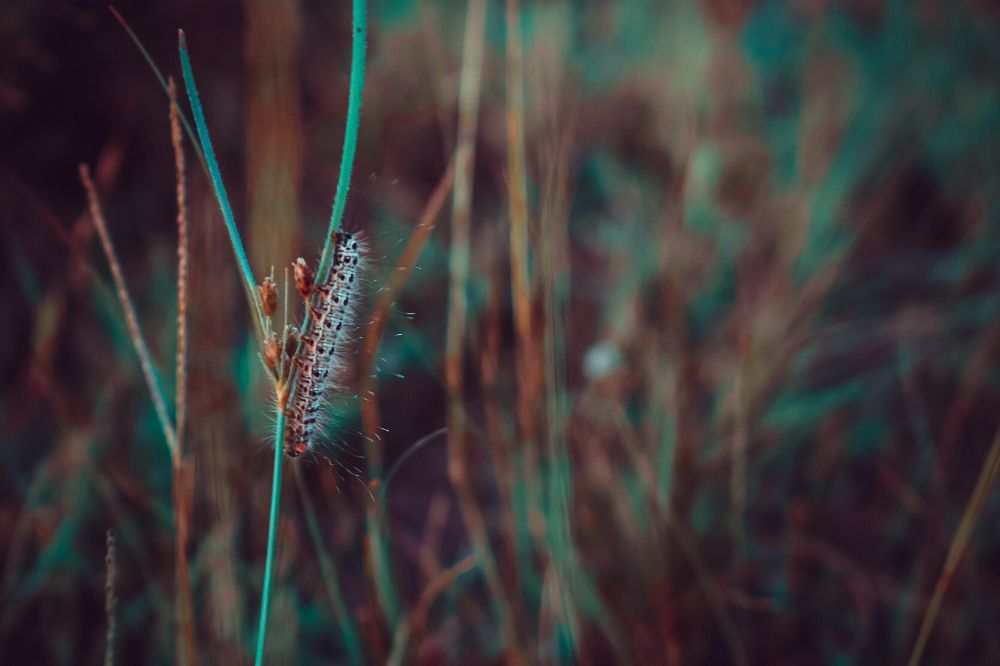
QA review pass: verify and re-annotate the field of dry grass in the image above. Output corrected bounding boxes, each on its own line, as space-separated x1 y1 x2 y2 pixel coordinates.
1 1 1000 664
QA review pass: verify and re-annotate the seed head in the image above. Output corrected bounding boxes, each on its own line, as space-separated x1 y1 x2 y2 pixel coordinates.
258 276 277 317
284 326 299 360
263 333 280 372
293 258 314 299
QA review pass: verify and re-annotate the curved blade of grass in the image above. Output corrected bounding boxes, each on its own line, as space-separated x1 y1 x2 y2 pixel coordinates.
444 0 522 659
177 30 265 341
378 428 448 507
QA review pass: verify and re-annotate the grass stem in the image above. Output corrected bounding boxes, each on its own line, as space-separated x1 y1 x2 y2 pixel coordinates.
252 3 367 662
104 530 117 666
169 77 189 462
174 5 367 663
294 467 363 666
168 77 197 666
445 0 521 661
254 402 286 666
907 426 1000 666
505 0 538 446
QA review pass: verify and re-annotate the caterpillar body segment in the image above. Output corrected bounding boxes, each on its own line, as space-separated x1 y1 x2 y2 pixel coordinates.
283 231 364 457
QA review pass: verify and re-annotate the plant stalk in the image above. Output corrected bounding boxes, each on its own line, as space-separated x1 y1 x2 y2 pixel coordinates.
255 401 285 666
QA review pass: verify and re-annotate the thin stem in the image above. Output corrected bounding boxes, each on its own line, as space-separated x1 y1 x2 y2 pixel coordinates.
294 467 363 666
255 403 285 666
79 164 177 458
505 0 538 445
177 30 265 340
908 426 1000 666
107 7 209 175
504 1 538 648
386 554 477 666
279 266 289 382
169 75 189 463
378 428 449 506
104 530 117 666
446 0 520 661
172 459 195 666
168 77 197 666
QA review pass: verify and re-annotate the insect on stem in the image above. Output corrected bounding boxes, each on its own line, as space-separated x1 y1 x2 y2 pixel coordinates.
283 233 365 458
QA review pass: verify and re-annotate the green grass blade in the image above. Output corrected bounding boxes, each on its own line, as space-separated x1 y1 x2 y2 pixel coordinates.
286 0 368 413
177 31 264 336
314 0 368 288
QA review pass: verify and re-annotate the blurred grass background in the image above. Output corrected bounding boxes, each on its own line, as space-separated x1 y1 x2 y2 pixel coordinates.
2 0 1000 663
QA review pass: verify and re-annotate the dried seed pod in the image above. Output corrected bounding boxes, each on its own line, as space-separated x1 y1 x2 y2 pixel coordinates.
263 334 280 372
258 276 277 317
293 258 314 300
284 326 299 361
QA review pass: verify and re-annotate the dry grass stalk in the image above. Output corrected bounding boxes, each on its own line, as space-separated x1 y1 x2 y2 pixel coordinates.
479 241 519 579
504 9 543 644
386 554 477 665
104 529 117 666
908 426 1000 665
168 77 197 666
79 164 177 456
505 0 542 447
5 167 120 314
445 0 521 662
170 78 189 458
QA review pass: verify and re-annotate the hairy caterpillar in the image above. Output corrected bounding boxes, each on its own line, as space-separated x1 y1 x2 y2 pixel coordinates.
283 231 364 457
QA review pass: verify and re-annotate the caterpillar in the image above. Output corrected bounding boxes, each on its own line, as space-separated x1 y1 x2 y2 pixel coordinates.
283 231 364 457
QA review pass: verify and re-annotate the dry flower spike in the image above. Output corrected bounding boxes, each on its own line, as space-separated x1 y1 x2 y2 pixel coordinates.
294 257 314 300
258 275 277 317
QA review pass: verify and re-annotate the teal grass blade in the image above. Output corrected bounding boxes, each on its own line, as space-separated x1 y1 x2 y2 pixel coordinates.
177 31 265 337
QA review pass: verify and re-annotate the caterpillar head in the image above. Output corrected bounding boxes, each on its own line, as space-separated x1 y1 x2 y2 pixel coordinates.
284 435 308 458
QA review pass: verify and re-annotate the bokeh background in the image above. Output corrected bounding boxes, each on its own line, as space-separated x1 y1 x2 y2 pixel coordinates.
2 0 1000 663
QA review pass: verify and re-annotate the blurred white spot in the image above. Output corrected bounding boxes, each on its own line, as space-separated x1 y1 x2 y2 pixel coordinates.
583 340 622 380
